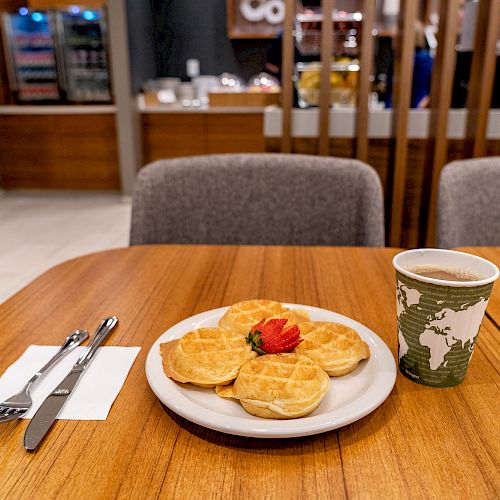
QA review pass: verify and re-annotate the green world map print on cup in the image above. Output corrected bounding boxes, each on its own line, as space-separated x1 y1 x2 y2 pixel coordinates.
393 249 499 388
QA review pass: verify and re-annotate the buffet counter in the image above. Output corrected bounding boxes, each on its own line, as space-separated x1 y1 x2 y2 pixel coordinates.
140 97 267 162
0 105 120 190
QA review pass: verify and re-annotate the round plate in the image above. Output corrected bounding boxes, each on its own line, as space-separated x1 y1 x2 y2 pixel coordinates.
145 304 396 438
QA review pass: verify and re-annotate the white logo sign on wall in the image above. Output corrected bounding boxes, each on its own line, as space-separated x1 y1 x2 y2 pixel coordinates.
239 0 285 24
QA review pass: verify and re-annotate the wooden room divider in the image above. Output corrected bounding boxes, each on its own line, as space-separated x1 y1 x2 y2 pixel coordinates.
278 0 499 247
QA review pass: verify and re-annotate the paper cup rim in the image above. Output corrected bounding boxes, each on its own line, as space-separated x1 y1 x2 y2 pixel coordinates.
393 249 500 287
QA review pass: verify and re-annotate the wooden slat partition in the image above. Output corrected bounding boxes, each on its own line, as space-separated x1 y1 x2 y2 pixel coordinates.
281 0 295 153
424 0 460 247
422 0 433 23
355 0 375 162
389 0 418 247
465 0 500 158
318 0 334 156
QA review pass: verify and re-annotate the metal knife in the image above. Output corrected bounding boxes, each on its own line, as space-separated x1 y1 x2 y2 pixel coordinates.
24 316 119 451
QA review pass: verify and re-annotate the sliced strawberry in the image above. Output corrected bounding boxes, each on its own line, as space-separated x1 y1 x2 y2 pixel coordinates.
246 318 302 355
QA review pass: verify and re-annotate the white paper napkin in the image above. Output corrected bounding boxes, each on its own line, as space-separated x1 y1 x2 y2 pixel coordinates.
0 345 141 420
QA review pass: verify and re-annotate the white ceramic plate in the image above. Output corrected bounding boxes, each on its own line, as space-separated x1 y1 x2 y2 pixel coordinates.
145 304 396 438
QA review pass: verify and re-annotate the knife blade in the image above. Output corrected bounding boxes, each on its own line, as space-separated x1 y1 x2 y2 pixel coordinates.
24 316 118 452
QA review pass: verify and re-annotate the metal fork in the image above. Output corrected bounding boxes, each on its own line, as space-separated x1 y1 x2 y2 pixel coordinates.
0 329 88 423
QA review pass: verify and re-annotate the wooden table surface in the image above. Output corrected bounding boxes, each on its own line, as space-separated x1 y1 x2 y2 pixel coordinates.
0 246 498 499
455 247 500 328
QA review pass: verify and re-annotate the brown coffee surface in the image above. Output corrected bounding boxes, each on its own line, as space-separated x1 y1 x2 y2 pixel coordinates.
409 266 482 282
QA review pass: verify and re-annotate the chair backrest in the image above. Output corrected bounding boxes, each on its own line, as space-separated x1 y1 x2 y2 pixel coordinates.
130 153 385 246
437 157 500 248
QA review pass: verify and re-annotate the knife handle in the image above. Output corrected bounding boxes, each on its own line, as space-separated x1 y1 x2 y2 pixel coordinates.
26 329 89 386
75 317 118 369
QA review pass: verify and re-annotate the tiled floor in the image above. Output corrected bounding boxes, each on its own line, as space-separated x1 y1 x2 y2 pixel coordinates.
0 192 131 303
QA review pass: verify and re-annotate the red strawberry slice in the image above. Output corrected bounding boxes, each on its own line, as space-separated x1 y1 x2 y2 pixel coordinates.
246 318 302 355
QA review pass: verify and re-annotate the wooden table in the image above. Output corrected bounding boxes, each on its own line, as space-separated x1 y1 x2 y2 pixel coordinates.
455 247 500 327
0 246 498 499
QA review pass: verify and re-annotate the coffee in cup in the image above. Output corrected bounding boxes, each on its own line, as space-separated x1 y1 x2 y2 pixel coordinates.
392 249 499 387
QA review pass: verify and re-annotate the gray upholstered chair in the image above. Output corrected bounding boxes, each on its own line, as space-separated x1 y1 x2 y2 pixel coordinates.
436 157 500 248
130 153 385 246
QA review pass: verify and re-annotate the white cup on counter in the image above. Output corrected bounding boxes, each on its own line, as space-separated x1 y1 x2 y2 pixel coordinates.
178 82 196 107
192 75 219 105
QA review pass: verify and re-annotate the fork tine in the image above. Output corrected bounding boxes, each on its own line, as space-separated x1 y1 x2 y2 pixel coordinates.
0 407 25 417
0 408 26 422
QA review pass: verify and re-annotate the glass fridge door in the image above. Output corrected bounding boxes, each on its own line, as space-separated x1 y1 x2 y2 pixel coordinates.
55 8 112 103
2 11 60 101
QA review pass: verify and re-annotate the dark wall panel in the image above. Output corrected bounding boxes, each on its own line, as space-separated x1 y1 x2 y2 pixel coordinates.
153 0 271 81
126 0 157 93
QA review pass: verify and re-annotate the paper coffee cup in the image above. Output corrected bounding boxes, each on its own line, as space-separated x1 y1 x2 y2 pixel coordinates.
393 249 499 387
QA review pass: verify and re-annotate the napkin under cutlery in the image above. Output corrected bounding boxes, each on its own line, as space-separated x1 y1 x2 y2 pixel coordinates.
0 345 140 420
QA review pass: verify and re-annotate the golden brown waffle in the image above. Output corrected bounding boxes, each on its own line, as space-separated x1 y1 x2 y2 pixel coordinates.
160 327 257 388
215 353 330 419
266 309 310 325
294 322 370 376
218 299 288 336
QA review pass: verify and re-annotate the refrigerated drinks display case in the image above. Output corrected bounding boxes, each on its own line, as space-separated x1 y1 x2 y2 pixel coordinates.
1 7 111 103
54 8 111 102
1 10 60 101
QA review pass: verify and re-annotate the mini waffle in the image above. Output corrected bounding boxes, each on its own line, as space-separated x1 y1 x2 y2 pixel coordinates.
294 322 370 376
266 309 310 325
160 327 257 388
215 353 330 419
218 299 288 336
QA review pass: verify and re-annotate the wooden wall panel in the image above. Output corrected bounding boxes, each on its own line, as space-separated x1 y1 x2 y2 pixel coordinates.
27 0 105 8
142 114 206 161
0 114 120 189
142 113 265 164
206 114 265 154
0 1 25 11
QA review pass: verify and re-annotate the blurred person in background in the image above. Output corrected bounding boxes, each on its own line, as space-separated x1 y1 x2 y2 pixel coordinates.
383 21 433 109
410 21 433 108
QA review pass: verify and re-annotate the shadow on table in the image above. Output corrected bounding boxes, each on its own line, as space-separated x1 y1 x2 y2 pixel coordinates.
161 391 400 454
156 367 454 453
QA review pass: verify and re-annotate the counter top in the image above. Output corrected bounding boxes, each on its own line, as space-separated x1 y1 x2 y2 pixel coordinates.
0 105 116 115
263 107 500 139
137 94 265 114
